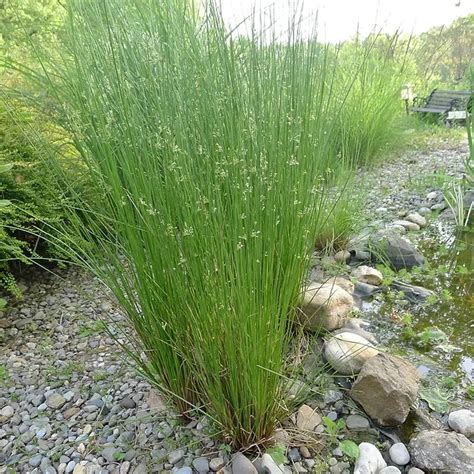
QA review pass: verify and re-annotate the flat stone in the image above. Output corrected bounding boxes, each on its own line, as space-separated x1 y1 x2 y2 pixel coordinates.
389 442 410 465
46 394 66 410
296 404 322 431
346 414 370 430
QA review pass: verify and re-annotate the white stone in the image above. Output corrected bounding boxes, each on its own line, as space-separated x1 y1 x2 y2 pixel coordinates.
0 406 14 420
352 266 383 286
448 409 474 437
389 443 410 465
299 283 354 331
426 191 438 200
354 442 387 474
261 453 284 474
379 468 401 474
324 332 379 375
407 468 424 474
406 213 427 228
392 220 420 231
296 404 322 431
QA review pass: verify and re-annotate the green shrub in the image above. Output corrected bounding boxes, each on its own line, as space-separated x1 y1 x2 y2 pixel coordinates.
0 99 82 295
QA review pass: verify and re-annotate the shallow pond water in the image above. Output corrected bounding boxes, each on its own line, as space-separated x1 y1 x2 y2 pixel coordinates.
362 222 473 387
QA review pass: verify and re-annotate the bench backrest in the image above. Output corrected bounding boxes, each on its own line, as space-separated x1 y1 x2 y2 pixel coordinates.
428 89 472 110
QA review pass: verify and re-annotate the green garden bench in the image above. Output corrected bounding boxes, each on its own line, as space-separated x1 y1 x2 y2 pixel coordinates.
412 89 472 121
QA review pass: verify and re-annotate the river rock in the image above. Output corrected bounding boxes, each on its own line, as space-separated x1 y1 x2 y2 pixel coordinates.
299 283 354 331
324 332 379 375
409 430 474 472
448 409 474 438
390 281 434 303
350 353 420 426
387 224 407 234
391 220 420 231
261 453 283 474
389 443 410 465
336 318 378 344
321 276 355 295
354 442 387 474
406 213 427 228
46 393 66 410
379 468 401 474
334 250 351 264
369 230 424 270
463 189 473 211
352 266 383 286
354 281 381 298
296 404 322 431
0 405 14 421
232 453 257 474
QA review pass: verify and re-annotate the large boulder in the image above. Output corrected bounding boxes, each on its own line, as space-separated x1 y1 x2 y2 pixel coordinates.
298 283 354 331
350 353 420 426
409 430 474 472
369 230 424 270
324 332 379 375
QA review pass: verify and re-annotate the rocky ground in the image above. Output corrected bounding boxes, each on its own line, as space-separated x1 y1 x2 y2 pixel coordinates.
0 136 473 474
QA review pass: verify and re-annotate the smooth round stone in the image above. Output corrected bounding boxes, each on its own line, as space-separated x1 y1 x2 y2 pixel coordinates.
379 467 401 474
346 414 370 430
448 409 474 437
192 457 209 472
407 468 424 474
29 454 43 468
175 468 192 474
389 443 410 465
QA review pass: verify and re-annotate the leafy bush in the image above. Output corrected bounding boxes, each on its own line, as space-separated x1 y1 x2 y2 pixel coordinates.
0 99 81 295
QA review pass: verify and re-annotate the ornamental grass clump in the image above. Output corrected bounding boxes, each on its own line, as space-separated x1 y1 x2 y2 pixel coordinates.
29 0 347 447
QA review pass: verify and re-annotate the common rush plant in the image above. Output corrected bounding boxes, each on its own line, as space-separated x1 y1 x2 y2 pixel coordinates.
18 0 354 447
